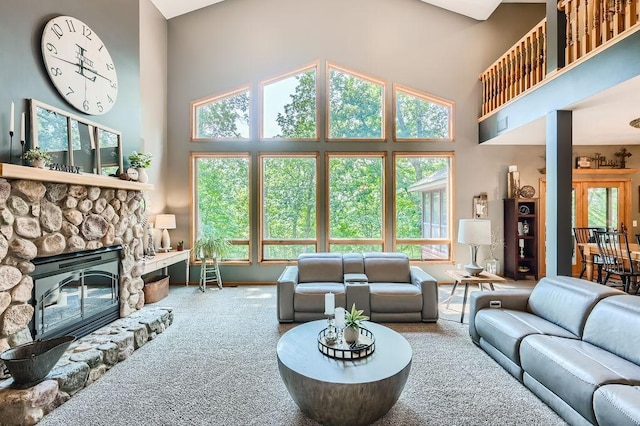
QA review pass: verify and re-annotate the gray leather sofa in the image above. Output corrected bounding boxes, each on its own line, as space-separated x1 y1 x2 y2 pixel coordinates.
277 252 438 323
469 275 640 426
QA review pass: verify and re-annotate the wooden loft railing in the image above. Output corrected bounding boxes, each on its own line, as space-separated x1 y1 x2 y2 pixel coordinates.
561 0 640 62
479 19 546 117
479 0 640 118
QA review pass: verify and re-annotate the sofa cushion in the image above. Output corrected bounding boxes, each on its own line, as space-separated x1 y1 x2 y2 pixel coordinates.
342 253 364 274
520 334 640 424
363 253 411 283
294 283 346 312
583 295 640 365
527 276 622 337
369 283 422 313
594 384 640 426
298 253 344 283
475 309 578 366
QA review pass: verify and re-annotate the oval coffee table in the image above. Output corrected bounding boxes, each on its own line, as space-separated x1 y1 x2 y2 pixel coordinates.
277 320 412 426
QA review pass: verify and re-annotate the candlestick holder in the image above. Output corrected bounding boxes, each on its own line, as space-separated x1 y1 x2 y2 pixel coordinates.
8 130 13 164
20 140 25 165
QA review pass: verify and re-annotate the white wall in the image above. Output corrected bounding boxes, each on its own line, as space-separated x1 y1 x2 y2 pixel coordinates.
140 0 169 217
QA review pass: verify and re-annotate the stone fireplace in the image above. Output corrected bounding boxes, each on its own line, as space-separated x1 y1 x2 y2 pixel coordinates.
0 164 153 374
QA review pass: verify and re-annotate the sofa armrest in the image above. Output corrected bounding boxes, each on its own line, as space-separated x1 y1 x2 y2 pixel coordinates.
468 289 532 345
276 266 299 322
410 266 438 322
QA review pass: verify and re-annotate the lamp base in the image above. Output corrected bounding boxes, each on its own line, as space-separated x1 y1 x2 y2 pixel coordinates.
464 264 484 276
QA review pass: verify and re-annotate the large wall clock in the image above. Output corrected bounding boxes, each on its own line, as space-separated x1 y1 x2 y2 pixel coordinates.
41 16 118 115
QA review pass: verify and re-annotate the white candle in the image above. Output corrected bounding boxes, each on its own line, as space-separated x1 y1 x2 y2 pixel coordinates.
324 292 335 315
9 102 14 134
334 307 346 329
20 112 25 142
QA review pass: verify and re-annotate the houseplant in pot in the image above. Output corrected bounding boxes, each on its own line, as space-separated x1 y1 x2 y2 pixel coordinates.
193 234 230 261
128 151 152 183
22 147 52 169
343 303 369 344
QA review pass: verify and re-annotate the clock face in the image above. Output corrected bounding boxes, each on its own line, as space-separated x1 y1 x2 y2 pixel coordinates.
41 16 118 115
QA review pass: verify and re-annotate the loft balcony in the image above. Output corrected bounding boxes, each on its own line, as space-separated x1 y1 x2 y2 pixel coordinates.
479 0 640 146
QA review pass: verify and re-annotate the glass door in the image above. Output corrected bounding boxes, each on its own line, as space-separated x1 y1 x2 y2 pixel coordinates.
539 177 631 278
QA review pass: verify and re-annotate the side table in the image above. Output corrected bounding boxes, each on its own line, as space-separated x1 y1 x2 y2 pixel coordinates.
142 250 191 285
444 270 505 323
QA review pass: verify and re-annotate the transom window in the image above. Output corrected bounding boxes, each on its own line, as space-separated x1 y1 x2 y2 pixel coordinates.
394 84 454 141
327 64 385 140
191 87 250 140
261 64 318 140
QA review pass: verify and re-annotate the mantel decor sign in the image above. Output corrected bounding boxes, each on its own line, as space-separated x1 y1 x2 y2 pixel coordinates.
49 163 81 174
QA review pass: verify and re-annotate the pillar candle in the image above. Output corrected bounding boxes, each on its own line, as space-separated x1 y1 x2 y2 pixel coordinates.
9 102 14 134
324 292 335 315
334 307 346 329
20 112 25 142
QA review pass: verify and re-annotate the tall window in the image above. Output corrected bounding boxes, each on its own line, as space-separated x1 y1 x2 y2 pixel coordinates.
190 61 457 265
260 154 318 260
328 154 385 252
193 154 251 262
261 65 318 140
327 64 385 140
394 84 454 141
395 154 452 261
191 87 251 140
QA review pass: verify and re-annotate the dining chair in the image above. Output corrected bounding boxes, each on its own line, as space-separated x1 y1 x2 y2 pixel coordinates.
573 227 604 283
594 230 640 294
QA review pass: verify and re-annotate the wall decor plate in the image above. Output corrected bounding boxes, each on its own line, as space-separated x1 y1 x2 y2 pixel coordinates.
519 185 535 198
518 205 530 215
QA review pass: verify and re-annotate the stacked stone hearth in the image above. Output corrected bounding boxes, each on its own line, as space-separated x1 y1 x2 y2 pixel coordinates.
0 177 163 425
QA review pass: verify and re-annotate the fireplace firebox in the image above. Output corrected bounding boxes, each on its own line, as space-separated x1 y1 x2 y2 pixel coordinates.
31 245 122 340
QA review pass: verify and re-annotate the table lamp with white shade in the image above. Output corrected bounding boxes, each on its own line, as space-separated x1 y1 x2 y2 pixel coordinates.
155 214 176 252
458 218 492 276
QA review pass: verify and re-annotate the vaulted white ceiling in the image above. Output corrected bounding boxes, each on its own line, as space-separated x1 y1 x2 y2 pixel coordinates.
149 0 542 20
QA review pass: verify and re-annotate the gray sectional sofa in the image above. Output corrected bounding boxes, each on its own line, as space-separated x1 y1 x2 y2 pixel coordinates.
276 252 438 323
469 275 640 426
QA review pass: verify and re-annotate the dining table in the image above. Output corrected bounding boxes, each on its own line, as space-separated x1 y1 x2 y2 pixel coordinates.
579 242 640 282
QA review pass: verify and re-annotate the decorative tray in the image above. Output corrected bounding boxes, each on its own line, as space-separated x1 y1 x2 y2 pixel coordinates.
317 327 375 360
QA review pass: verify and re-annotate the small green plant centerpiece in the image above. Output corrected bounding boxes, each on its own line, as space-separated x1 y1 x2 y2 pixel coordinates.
193 234 231 261
343 303 369 344
22 147 52 169
177 240 184 251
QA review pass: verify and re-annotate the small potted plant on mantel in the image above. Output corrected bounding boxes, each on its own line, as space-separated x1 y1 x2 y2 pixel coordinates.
128 151 152 184
22 147 52 169
176 241 184 251
343 303 369 344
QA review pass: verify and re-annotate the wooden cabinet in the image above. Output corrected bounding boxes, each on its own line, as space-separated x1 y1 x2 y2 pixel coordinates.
504 198 538 280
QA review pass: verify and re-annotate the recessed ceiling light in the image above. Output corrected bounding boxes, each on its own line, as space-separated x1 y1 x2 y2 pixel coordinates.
630 118 640 128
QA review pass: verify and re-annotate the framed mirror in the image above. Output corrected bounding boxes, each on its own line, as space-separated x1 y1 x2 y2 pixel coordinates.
30 99 123 175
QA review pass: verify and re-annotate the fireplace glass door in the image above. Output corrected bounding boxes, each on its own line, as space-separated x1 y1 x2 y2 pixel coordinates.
32 247 121 340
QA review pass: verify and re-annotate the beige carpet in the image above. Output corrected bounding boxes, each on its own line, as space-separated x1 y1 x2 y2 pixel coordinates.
38 284 566 426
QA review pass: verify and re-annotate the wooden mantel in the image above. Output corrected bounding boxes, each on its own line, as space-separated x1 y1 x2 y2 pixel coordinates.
0 163 154 191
